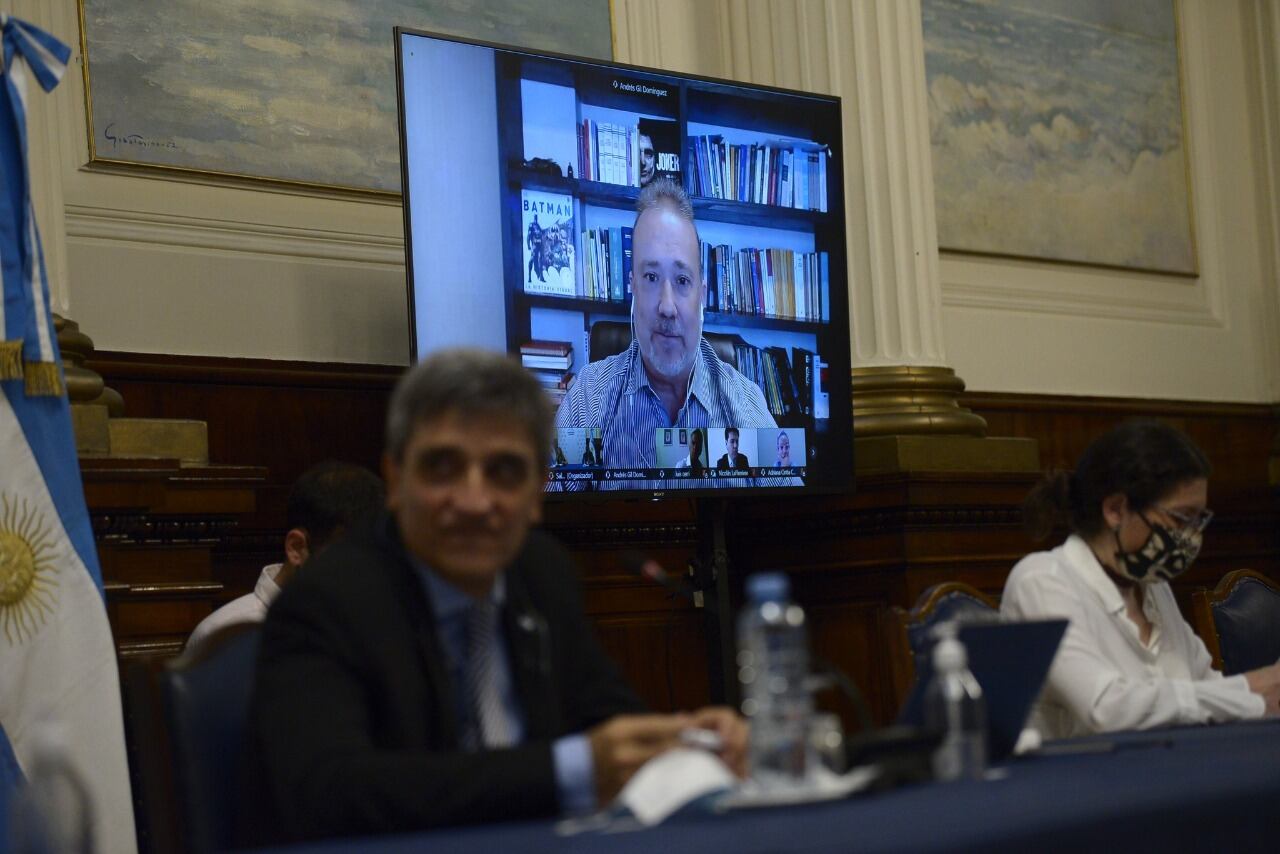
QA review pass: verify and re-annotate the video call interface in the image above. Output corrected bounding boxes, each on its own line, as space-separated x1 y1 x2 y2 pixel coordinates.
550 426 807 486
398 31 848 493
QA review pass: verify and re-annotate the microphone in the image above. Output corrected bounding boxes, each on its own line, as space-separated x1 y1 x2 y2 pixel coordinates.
621 551 701 601
624 551 935 782
623 551 875 732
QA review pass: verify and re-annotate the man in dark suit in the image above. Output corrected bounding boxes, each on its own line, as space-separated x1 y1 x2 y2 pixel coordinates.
715 426 750 471
244 349 744 843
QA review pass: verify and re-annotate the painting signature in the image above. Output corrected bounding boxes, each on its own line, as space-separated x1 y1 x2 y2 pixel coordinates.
103 122 177 151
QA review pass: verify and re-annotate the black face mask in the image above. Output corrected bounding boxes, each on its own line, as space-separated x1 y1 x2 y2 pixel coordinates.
1113 513 1203 584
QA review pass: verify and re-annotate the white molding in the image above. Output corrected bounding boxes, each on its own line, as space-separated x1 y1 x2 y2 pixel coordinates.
64 205 405 267
942 255 1220 326
939 0 1224 331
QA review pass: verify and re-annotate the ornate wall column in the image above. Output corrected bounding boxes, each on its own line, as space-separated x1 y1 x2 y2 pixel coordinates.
614 0 1035 472
1253 0 1280 487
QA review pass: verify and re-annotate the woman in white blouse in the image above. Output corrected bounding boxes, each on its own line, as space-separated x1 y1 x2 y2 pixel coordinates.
1002 419 1280 739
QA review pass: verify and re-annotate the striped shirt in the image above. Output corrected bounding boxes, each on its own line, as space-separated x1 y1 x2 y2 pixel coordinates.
554 338 784 491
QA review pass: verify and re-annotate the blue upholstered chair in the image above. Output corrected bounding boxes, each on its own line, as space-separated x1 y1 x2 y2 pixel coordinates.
162 622 261 854
1192 570 1280 676
885 582 1000 713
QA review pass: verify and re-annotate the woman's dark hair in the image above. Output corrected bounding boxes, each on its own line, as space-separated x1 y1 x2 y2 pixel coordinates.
1022 419 1211 542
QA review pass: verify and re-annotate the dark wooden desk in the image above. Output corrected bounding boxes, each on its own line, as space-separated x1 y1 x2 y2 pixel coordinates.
262 719 1280 853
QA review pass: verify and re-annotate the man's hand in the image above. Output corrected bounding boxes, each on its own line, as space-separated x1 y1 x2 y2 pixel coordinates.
587 714 690 804
1245 662 1280 716
689 706 749 777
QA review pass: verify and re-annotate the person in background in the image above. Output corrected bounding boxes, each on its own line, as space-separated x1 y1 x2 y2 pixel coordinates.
185 460 384 655
243 349 745 844
774 431 792 467
551 435 568 468
1002 419 1280 739
676 427 706 475
716 427 750 471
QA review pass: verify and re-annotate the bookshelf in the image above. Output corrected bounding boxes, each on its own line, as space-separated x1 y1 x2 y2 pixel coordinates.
496 54 845 430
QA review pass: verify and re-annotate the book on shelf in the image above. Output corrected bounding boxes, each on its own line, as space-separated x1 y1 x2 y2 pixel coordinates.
733 341 801 421
580 226 633 303
520 339 572 357
638 117 681 187
608 227 624 302
621 226 633 297
522 189 576 297
687 135 829 211
700 242 829 322
813 357 830 420
522 352 573 371
790 347 815 418
530 368 575 389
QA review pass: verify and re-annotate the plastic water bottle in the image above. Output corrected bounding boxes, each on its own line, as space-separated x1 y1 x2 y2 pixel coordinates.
737 572 812 789
923 624 987 782
6 725 95 854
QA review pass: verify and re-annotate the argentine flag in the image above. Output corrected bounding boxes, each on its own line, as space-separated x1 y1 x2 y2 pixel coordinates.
0 15 137 854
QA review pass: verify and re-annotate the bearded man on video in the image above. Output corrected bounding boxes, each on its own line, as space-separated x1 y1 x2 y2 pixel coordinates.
555 178 779 489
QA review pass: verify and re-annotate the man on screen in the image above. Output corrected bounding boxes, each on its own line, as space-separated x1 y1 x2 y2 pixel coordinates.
716 427 750 472
555 178 777 485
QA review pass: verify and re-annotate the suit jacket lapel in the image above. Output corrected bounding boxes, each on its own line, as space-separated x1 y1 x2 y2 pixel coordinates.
502 572 560 739
375 515 464 747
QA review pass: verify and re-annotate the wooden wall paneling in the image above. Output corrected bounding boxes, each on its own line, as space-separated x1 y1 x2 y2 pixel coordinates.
546 500 709 712
83 456 269 659
79 352 1280 721
86 352 399 488
725 473 1041 724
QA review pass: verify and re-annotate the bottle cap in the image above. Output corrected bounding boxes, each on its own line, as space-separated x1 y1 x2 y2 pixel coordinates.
933 635 967 672
746 572 789 603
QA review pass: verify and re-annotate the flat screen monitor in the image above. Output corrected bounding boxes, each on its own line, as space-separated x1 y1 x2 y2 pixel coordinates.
395 28 853 498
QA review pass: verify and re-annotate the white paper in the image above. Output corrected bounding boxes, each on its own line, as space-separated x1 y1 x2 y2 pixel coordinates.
617 748 737 826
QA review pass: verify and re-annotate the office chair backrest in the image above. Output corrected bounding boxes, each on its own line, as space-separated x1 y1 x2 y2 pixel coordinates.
904 582 1000 665
162 622 261 854
883 582 1000 714
1197 570 1280 676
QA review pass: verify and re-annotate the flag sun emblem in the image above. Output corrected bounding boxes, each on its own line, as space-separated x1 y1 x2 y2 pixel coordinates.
0 494 58 645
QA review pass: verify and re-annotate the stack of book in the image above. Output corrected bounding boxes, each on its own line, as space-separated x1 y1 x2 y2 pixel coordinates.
520 340 574 405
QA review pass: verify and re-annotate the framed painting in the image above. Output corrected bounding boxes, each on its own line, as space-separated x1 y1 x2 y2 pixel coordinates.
77 0 614 196
922 0 1197 275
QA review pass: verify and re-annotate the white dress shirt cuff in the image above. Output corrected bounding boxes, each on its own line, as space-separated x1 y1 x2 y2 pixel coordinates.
553 734 597 816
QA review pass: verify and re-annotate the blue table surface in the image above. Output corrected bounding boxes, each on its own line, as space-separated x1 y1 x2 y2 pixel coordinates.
266 717 1280 854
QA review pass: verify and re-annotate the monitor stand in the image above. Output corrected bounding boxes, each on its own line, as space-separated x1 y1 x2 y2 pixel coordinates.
692 498 738 706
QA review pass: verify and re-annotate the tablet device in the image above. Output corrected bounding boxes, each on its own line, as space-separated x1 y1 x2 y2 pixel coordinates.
897 619 1068 762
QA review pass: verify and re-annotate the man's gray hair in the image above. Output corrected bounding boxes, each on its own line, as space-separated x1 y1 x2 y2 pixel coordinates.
636 175 695 223
634 176 701 267
385 348 553 464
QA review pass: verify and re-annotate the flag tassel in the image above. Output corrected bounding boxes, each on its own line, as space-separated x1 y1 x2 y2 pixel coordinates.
0 340 22 379
23 360 62 396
